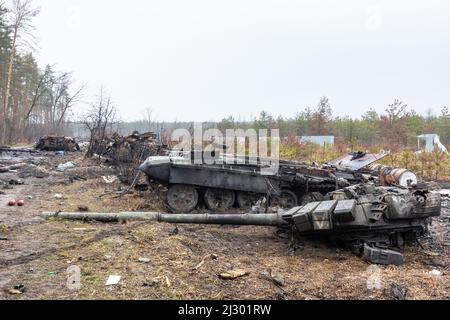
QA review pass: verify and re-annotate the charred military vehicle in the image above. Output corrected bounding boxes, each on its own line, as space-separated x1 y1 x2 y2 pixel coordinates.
140 153 339 212
107 131 167 164
89 131 167 165
43 183 442 265
35 136 80 152
139 151 417 213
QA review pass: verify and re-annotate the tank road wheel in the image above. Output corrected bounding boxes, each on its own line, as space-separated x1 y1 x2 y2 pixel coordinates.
204 188 236 212
271 190 298 209
167 185 199 213
237 192 261 209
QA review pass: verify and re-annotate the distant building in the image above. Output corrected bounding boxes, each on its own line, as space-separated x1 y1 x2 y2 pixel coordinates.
298 136 335 147
417 134 449 155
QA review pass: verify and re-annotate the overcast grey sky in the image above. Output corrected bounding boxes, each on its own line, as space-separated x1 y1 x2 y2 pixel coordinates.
32 0 450 122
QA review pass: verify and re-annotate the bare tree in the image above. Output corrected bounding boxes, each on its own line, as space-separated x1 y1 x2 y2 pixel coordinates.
55 83 85 131
82 88 118 158
47 72 85 133
1 0 40 144
144 107 154 131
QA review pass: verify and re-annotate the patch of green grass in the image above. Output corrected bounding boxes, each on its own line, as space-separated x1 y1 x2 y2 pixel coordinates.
83 274 104 286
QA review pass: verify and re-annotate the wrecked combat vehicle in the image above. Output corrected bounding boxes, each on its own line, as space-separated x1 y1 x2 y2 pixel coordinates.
140 153 343 212
35 135 80 152
91 131 167 165
107 131 167 164
43 183 442 265
44 150 440 266
139 151 418 213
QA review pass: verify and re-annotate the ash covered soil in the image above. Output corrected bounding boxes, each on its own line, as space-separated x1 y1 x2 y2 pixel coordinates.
0 152 449 300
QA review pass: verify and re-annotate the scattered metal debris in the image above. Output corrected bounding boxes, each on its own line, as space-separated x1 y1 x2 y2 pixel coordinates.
362 244 404 266
366 164 418 187
57 161 76 172
389 283 408 300
8 179 24 185
77 205 89 212
9 284 27 295
169 227 179 236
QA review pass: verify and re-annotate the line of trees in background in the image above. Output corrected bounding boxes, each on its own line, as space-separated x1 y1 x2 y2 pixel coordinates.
116 97 450 155
215 97 450 152
118 99 450 180
0 0 82 146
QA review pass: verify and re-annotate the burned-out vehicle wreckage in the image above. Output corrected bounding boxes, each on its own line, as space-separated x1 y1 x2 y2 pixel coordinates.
45 150 442 266
0 136 80 154
137 152 440 266
35 135 80 152
139 151 419 212
88 131 167 165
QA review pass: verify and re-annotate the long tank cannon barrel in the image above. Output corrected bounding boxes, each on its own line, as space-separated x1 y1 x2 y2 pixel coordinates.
41 211 286 227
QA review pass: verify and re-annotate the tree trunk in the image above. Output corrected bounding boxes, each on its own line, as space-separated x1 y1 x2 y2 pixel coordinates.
1 28 18 145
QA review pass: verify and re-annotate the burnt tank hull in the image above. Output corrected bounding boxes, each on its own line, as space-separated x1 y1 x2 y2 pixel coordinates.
140 156 280 194
140 154 344 212
139 151 415 213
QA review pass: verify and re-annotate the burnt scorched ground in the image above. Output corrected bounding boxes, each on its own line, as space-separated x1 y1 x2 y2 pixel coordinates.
0 152 449 300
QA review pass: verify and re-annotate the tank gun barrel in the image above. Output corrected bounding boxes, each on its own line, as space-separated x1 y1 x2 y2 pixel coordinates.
158 213 283 226
41 211 285 227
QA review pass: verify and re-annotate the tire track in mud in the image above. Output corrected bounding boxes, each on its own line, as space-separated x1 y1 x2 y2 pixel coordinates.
0 221 151 267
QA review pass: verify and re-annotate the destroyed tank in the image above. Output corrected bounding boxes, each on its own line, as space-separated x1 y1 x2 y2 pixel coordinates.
106 131 166 164
139 151 414 213
43 183 442 265
35 135 80 152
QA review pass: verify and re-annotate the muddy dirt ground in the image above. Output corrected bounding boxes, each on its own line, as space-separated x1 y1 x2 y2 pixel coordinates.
0 151 449 300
